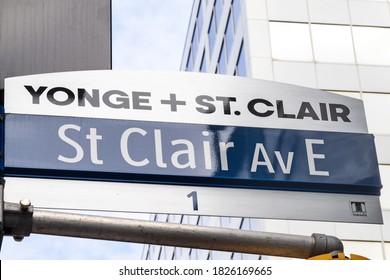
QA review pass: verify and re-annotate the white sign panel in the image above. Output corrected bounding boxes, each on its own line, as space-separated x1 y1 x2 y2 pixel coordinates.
4 177 383 224
5 70 368 133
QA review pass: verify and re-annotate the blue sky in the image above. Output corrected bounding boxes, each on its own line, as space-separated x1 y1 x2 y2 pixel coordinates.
0 0 193 260
112 0 193 71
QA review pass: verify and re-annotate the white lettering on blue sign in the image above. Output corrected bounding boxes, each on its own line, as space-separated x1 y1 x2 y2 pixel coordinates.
57 123 331 178
305 139 330 177
4 114 382 195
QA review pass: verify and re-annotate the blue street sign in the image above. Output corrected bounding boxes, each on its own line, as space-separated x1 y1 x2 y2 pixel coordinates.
1 72 384 223
3 113 381 195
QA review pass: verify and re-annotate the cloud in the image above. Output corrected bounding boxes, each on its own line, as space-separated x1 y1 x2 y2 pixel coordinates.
112 0 193 70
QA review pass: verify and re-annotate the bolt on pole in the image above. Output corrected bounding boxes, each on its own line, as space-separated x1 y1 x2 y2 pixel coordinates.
2 199 343 259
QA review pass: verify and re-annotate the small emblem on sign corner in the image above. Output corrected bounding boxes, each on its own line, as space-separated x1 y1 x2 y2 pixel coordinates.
351 201 367 216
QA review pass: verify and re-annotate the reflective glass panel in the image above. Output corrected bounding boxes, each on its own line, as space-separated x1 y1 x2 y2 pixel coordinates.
200 50 206 72
353 26 390 66
349 1 390 27
225 10 234 58
197 1 204 35
215 0 223 30
192 23 199 60
308 0 350 25
379 167 390 213
273 61 317 87
186 49 193 71
343 241 384 260
375 134 390 164
267 0 308 22
359 65 390 93
362 92 390 134
316 63 360 91
208 11 217 57
311 24 355 63
236 40 246 76
269 22 313 61
218 40 227 74
383 211 390 241
232 0 241 30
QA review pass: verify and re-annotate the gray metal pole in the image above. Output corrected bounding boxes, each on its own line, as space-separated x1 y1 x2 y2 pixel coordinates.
31 208 343 259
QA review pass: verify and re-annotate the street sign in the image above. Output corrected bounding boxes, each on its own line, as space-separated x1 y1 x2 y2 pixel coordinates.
1 71 383 223
4 114 381 195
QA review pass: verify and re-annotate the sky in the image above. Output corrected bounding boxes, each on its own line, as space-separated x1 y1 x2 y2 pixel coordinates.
0 0 194 260
112 0 193 71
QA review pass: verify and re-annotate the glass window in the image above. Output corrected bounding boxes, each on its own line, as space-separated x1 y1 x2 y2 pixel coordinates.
225 10 234 58
220 217 230 228
189 248 198 260
379 167 390 211
197 1 204 35
362 92 390 134
375 134 390 164
353 26 390 66
229 217 242 228
158 246 164 259
349 1 390 27
215 0 224 30
180 215 187 224
201 216 210 226
384 211 390 242
249 218 261 231
232 252 243 260
269 22 313 61
384 244 390 264
208 10 217 57
218 40 227 74
232 0 240 31
240 218 250 230
156 214 168 222
316 63 360 91
359 65 390 93
191 23 199 61
188 215 199 225
273 61 317 88
267 0 309 22
186 48 193 71
236 40 246 76
200 50 207 72
311 24 355 63
343 241 384 260
308 0 350 25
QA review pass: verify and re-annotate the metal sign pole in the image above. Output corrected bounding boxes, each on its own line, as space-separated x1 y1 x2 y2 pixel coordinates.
1 200 343 259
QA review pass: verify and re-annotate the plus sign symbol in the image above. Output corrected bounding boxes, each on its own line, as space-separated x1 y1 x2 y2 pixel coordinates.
160 93 187 112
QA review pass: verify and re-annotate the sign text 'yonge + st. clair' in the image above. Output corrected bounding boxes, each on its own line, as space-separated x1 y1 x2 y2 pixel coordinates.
24 84 352 124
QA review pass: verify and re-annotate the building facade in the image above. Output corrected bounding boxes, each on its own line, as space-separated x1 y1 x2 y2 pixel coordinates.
142 0 390 260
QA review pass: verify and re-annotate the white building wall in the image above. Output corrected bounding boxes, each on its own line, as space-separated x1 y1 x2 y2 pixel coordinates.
243 0 390 260
143 0 390 260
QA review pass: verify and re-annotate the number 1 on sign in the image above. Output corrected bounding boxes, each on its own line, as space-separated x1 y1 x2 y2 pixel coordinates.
187 191 199 211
